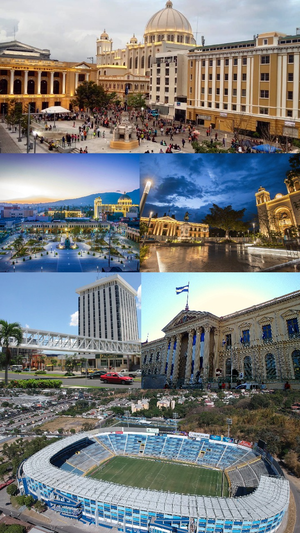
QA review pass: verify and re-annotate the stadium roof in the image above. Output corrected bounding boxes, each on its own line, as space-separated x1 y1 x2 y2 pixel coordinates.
22 432 290 521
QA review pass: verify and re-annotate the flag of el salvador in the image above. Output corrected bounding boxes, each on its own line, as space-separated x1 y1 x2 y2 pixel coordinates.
176 285 189 294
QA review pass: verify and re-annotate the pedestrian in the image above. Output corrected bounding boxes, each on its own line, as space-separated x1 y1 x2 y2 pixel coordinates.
215 132 218 141
182 138 185 148
210 137 214 145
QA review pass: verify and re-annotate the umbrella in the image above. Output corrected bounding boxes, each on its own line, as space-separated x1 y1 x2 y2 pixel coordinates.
192 130 200 136
41 106 70 114
252 144 280 153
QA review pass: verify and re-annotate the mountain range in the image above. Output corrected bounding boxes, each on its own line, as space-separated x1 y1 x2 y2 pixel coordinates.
3 189 140 207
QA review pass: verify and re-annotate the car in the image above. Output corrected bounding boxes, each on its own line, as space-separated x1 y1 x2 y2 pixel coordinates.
87 371 107 379
119 369 141 378
235 382 260 390
100 372 133 385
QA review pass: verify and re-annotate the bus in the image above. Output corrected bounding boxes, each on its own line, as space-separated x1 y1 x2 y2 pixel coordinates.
11 365 23 372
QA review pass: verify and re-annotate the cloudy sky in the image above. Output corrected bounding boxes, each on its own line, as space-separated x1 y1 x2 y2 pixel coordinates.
1 0 298 62
141 273 300 341
0 154 139 203
140 154 292 223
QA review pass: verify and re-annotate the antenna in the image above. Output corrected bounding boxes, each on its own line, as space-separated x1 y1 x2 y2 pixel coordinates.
87 56 94 64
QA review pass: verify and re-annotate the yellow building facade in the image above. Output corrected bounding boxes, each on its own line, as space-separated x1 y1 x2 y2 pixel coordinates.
94 194 139 218
187 32 300 139
141 215 209 241
0 41 97 114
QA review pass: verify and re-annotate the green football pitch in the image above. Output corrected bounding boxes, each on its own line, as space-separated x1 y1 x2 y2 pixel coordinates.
87 456 229 497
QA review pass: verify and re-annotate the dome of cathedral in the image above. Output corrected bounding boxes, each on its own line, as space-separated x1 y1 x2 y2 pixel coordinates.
118 194 132 203
130 34 138 44
100 30 109 40
144 1 193 36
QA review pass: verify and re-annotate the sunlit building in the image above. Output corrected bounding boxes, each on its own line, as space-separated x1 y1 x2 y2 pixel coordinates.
141 214 209 241
94 194 139 219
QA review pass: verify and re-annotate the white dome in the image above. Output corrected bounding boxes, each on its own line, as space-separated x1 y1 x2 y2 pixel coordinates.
144 1 193 36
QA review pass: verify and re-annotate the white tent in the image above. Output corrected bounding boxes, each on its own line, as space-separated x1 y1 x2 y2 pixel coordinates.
41 106 70 114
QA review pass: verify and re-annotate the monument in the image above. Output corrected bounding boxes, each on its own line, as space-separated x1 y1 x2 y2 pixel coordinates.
110 112 139 150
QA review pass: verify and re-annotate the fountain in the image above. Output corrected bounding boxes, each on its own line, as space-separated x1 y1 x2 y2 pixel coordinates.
110 111 139 150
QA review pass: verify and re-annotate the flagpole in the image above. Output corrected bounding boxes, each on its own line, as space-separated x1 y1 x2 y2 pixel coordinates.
186 282 190 311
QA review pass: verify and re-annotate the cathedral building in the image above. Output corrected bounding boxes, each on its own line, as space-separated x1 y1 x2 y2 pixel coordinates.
256 174 300 236
141 214 209 241
94 194 139 219
142 290 300 386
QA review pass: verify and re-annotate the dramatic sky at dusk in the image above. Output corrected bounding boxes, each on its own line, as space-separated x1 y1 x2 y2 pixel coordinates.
0 154 139 203
140 154 292 223
0 274 141 345
141 273 300 342
0 0 297 62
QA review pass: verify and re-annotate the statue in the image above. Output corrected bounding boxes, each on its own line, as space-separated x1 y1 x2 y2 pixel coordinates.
184 211 190 221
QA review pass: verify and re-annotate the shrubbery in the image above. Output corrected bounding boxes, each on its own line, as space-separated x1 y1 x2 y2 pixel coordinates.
7 379 62 389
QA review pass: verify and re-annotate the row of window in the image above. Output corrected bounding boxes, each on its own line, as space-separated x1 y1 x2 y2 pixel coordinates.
191 54 295 68
0 70 61 77
102 82 148 91
225 350 300 380
224 318 299 347
195 87 294 100
0 79 61 95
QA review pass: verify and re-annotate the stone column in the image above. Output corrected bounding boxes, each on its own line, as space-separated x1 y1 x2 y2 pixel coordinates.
172 333 182 384
62 72 66 94
75 73 79 90
193 328 202 378
37 71 41 95
166 336 175 380
184 329 195 384
24 71 28 95
50 72 54 95
86 73 90 81
203 325 211 379
160 337 170 374
10 70 14 95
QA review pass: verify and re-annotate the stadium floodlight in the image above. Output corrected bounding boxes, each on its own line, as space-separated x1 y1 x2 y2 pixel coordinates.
226 418 232 438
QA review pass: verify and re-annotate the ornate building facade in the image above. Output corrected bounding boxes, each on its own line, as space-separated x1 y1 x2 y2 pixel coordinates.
187 32 300 139
0 41 97 114
256 174 300 236
141 215 209 241
142 290 300 386
94 194 139 219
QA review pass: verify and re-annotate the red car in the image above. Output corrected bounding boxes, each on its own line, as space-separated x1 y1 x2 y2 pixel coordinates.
100 372 133 385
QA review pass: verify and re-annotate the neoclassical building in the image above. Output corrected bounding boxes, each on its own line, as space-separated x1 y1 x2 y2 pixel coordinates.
0 41 97 114
256 174 300 236
142 290 300 386
96 1 197 105
141 215 209 241
94 194 139 219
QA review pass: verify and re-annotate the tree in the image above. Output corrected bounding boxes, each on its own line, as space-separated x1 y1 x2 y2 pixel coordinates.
202 204 248 239
0 321 23 385
127 93 146 110
7 483 18 496
71 81 116 111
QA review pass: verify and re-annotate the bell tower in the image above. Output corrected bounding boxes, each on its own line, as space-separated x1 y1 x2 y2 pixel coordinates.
96 30 113 56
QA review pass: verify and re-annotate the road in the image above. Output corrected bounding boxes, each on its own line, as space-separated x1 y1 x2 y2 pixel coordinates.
3 372 141 389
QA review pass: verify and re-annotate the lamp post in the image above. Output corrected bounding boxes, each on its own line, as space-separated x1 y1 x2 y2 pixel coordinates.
139 180 152 217
26 104 31 153
226 418 232 438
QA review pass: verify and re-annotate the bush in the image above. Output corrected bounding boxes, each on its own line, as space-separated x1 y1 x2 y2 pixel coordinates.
7 483 18 496
34 370 47 375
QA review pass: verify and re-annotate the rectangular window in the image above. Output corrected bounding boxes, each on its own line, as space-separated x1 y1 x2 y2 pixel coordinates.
261 55 270 64
201 87 205 94
232 88 237 96
260 90 269 98
224 73 228 81
202 74 205 80
287 318 299 337
216 88 220 95
260 108 269 114
216 103 219 108
287 110 293 117
225 58 229 66
225 334 232 349
288 72 294 82
217 59 221 66
224 88 228 95
288 54 294 63
232 104 236 110
242 57 247 65
224 103 228 109
242 89 246 96
233 58 238 65
241 330 250 346
208 87 212 94
288 91 293 100
262 324 272 342
209 59 213 66
261 72 270 81
241 105 246 111
165 78 169 85
217 73 220 81
242 73 247 81
202 60 205 67
233 73 237 81
208 102 212 107
209 74 212 80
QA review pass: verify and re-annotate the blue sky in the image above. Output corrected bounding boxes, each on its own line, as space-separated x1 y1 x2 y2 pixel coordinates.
0 274 141 348
0 155 139 203
140 154 292 223
141 272 300 341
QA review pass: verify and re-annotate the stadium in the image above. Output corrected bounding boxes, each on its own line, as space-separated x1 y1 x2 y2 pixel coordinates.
17 429 290 533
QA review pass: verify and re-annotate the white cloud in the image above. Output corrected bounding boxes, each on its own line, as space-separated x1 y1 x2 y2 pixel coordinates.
136 285 141 310
70 311 78 327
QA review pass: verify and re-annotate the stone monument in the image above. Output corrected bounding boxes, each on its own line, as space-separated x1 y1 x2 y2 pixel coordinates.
110 112 139 150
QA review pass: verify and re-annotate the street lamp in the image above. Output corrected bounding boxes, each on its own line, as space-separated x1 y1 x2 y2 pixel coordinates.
139 180 152 217
226 418 232 438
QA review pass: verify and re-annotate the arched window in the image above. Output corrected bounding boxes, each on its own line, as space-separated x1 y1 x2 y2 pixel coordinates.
14 79 22 94
27 79 35 94
265 353 276 379
0 79 8 94
141 56 145 69
225 358 231 377
41 80 48 94
292 350 300 379
53 80 60 94
244 356 252 379
135 57 138 69
129 57 132 69
148 55 152 68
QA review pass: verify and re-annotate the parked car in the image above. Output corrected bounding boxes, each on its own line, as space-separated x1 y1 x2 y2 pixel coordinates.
235 382 260 390
119 369 141 378
87 371 108 379
100 372 133 385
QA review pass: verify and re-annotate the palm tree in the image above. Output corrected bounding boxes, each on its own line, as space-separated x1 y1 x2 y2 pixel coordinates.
0 320 23 385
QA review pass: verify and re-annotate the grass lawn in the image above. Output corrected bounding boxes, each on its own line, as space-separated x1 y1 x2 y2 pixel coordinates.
87 456 228 497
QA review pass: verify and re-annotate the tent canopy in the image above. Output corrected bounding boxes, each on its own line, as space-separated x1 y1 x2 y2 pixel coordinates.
41 106 70 114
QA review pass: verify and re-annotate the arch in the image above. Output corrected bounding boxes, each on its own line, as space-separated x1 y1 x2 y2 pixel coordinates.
148 55 152 69
129 57 132 69
265 353 276 380
225 358 231 377
27 79 35 94
292 350 300 379
41 80 48 94
14 79 22 94
141 56 145 69
0 79 8 94
244 356 252 379
134 56 138 69
53 80 60 94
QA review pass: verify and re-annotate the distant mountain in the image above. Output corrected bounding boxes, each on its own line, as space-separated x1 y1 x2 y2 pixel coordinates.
4 189 140 208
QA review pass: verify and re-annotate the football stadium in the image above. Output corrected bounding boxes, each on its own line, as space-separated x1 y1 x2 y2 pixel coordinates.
17 429 290 533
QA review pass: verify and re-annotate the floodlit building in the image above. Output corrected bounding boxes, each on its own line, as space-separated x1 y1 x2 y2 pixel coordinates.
142 290 300 386
187 32 300 139
141 215 209 241
256 174 300 236
94 194 139 219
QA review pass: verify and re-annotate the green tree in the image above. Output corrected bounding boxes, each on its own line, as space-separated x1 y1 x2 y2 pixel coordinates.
0 320 23 385
127 93 146 110
202 204 248 239
7 483 18 496
71 81 116 111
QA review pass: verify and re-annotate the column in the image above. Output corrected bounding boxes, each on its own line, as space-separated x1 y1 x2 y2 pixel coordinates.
62 72 67 94
184 329 194 384
172 333 182 384
281 55 287 116
10 70 14 95
228 57 233 109
192 327 202 377
86 73 90 81
75 73 79 90
293 53 299 118
246 57 251 114
204 60 208 107
237 57 242 112
24 71 28 95
160 337 170 374
202 325 210 379
50 72 54 95
37 71 41 95
166 336 175 379
219 59 224 108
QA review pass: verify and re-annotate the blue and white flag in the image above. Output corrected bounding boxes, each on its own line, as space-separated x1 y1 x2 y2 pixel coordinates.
176 285 189 294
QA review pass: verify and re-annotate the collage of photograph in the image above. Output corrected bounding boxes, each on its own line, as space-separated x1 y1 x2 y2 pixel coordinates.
0 1 300 533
